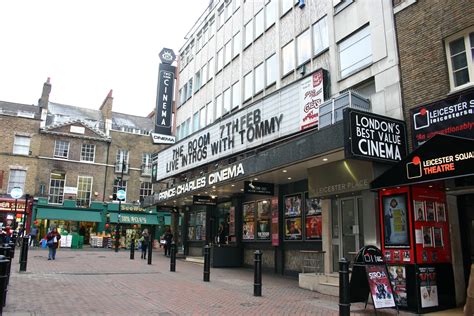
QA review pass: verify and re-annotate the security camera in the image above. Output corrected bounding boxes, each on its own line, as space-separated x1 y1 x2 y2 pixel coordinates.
249 182 255 189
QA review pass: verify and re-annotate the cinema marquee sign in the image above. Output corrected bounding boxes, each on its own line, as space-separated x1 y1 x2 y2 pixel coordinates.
344 109 407 163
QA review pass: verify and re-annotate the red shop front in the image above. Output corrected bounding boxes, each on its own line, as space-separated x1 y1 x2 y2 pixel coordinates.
0 197 33 232
371 134 474 313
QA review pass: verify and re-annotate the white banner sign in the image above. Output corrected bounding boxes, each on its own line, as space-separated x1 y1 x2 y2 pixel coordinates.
300 69 324 130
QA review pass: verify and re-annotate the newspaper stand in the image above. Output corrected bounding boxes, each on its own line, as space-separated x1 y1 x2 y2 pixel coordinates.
349 245 398 315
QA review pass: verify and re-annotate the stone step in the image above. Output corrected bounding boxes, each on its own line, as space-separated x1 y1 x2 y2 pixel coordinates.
185 256 204 264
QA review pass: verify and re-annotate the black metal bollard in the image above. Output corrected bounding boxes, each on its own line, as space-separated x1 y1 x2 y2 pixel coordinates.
170 242 176 272
130 239 135 260
203 245 210 282
0 256 9 310
147 237 153 265
19 236 29 272
7 242 15 259
254 250 262 296
0 247 12 286
339 258 350 316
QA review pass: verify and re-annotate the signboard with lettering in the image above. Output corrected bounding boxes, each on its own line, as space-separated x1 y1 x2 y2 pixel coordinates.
300 69 325 131
244 181 274 195
153 55 176 142
153 69 327 182
193 195 217 206
410 91 474 148
344 108 407 163
371 134 474 189
0 199 27 212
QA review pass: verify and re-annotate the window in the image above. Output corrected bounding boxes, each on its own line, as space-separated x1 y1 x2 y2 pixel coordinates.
446 30 474 89
244 71 253 100
255 10 264 38
49 172 65 204
216 94 223 119
217 48 224 71
232 81 241 109
199 107 207 129
209 17 215 37
202 25 209 44
196 33 202 51
313 16 329 56
13 136 30 155
206 101 214 125
115 149 129 174
255 63 264 93
297 29 311 66
224 40 232 65
265 0 276 29
281 0 293 15
244 20 253 48
176 125 181 141
339 26 372 78
76 176 93 207
80 144 95 162
54 140 69 159
233 32 241 58
223 88 231 114
113 178 127 201
194 70 202 92
282 40 295 75
7 169 26 193
208 58 215 81
201 64 208 85
266 54 277 86
217 5 225 28
193 111 200 132
334 0 354 14
179 87 186 105
187 78 193 99
142 153 152 176
140 182 153 202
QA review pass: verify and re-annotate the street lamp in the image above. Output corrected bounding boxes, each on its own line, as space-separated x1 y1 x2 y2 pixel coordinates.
115 159 126 252
19 194 30 272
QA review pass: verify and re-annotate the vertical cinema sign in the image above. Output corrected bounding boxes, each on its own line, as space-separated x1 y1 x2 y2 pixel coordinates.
152 48 177 144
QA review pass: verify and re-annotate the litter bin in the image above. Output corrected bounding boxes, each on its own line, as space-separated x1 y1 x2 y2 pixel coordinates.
0 255 10 310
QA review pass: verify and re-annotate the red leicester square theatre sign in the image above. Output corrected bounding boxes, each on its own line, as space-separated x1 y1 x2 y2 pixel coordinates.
371 134 474 189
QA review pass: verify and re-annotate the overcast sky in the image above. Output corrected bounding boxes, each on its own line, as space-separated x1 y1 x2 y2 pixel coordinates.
0 0 208 117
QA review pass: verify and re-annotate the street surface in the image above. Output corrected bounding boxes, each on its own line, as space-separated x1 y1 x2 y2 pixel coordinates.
2 247 449 315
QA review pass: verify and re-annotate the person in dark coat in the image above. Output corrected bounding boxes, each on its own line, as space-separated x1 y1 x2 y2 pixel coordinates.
140 229 149 260
163 228 173 256
46 227 61 260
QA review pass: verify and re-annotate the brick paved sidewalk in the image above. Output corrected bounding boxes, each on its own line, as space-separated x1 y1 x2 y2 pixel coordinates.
3 247 407 315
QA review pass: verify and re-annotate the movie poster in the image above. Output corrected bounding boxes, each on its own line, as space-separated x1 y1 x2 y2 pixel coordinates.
418 266 438 308
388 265 408 307
243 202 255 240
256 200 271 240
305 193 322 216
382 194 409 247
305 215 322 240
284 194 302 217
366 265 396 309
284 217 302 240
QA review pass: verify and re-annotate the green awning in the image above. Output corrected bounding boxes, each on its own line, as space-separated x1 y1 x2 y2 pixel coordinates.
36 208 102 222
109 213 158 225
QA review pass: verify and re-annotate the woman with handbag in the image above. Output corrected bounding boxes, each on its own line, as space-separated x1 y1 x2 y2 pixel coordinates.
46 227 61 260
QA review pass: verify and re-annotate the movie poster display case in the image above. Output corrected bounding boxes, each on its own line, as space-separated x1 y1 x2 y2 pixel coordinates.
379 183 455 313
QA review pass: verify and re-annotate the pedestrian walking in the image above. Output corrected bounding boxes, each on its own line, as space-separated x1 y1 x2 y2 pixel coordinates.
163 227 173 257
30 225 39 247
46 227 61 260
139 229 149 260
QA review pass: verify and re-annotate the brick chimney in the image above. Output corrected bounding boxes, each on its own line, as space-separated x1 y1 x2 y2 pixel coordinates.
99 89 113 136
39 77 52 128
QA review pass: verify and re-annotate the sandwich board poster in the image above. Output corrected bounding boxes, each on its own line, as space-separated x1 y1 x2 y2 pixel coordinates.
366 265 397 309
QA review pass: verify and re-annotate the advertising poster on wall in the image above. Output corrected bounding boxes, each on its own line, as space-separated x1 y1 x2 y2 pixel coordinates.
382 194 409 247
243 202 255 240
305 215 322 240
414 200 425 221
299 69 324 131
418 266 438 308
256 200 271 240
426 201 436 221
284 194 302 217
435 203 446 221
305 193 322 216
271 196 279 246
366 265 396 309
285 217 302 240
229 206 235 237
388 265 408 307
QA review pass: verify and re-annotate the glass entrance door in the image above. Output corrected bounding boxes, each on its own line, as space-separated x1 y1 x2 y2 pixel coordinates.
331 196 364 272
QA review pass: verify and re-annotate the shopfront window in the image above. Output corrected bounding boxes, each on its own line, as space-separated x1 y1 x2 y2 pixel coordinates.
215 202 234 244
243 199 272 241
49 172 65 204
188 208 206 241
284 194 303 240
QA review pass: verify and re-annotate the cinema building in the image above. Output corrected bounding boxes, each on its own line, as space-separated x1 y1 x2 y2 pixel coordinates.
147 0 404 293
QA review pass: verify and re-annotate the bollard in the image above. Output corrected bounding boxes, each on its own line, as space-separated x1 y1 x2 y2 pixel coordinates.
170 242 176 272
147 237 153 265
254 250 262 296
19 236 29 272
339 258 350 316
0 256 9 310
203 245 210 282
0 247 12 286
7 242 15 259
130 239 135 260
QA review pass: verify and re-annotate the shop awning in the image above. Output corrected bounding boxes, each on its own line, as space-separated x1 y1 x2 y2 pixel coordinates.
36 208 102 222
109 213 159 225
370 134 474 189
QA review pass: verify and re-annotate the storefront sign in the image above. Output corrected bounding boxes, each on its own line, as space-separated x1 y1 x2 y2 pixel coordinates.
154 50 176 142
0 199 26 212
308 159 373 198
121 206 145 212
410 90 474 147
158 163 245 201
244 181 274 195
192 195 217 205
120 215 148 224
153 69 327 182
64 186 78 195
344 109 407 163
371 134 474 189
300 69 324 130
